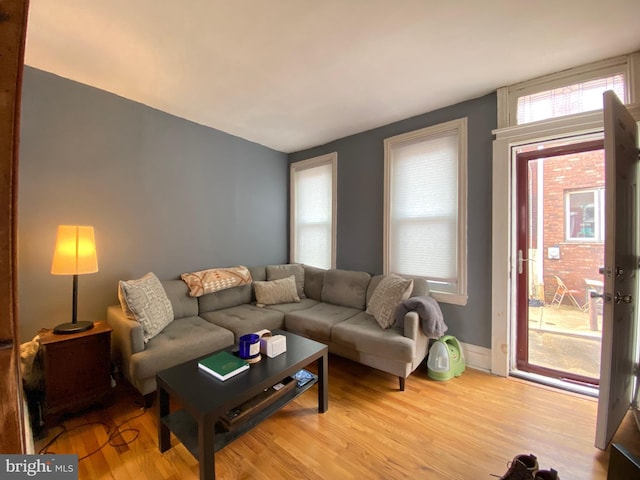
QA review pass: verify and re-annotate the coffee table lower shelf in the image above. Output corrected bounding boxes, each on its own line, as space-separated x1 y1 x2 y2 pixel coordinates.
161 375 318 458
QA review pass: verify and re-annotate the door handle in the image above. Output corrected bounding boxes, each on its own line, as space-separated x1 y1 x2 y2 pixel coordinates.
518 249 528 275
598 266 624 278
614 292 633 304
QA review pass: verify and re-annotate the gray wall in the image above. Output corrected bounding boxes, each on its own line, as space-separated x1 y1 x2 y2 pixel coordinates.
18 66 495 348
18 67 288 342
289 94 496 348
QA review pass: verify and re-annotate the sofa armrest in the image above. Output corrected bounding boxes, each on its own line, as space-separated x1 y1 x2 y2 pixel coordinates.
106 305 144 372
402 311 421 340
402 310 430 369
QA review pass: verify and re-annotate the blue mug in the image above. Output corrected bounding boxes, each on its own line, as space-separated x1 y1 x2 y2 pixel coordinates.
238 333 260 359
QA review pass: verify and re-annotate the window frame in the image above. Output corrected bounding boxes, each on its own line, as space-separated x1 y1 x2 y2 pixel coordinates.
564 187 605 243
383 118 468 305
289 152 337 269
498 54 637 128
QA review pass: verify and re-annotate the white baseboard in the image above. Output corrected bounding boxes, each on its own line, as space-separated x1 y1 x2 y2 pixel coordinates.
460 342 491 372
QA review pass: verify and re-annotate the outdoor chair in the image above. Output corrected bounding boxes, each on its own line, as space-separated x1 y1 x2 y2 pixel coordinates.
550 275 588 311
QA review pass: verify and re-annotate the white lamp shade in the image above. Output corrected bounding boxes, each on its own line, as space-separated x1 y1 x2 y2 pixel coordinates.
51 225 98 275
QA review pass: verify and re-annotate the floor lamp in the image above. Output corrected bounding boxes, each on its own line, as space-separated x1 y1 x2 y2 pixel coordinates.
51 225 98 334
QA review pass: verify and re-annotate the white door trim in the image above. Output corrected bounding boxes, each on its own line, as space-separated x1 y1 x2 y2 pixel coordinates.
490 110 636 377
491 106 640 377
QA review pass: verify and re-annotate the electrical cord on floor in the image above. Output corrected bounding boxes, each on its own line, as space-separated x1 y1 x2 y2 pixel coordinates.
38 406 148 460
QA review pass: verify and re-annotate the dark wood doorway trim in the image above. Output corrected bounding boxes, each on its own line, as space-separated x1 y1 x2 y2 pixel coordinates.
515 138 604 386
0 0 29 453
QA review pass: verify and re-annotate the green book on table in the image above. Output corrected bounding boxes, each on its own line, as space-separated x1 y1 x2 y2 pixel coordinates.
198 351 249 381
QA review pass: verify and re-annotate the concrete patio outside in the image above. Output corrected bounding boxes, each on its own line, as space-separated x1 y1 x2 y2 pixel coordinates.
528 303 602 380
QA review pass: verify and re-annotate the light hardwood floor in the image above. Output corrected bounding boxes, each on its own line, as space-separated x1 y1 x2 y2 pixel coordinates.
34 355 640 479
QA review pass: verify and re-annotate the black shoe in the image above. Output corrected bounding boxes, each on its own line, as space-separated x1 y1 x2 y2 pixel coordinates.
500 454 539 480
535 469 559 480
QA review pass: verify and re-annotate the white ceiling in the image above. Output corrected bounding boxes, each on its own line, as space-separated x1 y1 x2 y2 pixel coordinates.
24 1 640 153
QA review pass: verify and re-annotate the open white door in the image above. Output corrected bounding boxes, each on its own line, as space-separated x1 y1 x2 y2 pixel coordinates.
595 91 639 449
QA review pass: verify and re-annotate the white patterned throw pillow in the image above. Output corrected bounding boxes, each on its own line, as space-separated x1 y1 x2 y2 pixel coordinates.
367 274 414 329
118 272 174 343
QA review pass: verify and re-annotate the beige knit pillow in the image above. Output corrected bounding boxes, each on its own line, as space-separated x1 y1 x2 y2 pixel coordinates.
254 275 301 307
118 272 174 343
367 275 414 329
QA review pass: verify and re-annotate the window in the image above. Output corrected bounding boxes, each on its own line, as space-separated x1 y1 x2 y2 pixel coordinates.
565 188 604 242
499 54 635 128
516 74 626 125
290 153 337 269
384 118 467 305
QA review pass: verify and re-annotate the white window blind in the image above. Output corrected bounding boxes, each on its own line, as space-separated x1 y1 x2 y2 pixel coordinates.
384 119 467 305
290 154 336 269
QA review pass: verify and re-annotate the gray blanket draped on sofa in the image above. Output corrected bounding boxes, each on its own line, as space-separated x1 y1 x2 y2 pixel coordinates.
394 295 447 339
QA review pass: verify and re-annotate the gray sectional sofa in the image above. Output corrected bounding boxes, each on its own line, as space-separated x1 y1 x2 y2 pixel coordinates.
106 264 437 399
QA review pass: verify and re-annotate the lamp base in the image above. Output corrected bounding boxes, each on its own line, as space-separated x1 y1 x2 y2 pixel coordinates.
53 321 94 335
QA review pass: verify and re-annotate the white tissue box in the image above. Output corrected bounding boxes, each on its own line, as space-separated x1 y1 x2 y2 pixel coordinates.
260 334 287 358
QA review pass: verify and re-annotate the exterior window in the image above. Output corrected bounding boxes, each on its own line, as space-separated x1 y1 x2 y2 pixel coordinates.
384 119 467 305
565 188 604 242
290 153 337 269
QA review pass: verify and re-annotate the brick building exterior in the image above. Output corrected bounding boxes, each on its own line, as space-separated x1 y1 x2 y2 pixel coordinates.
529 150 605 306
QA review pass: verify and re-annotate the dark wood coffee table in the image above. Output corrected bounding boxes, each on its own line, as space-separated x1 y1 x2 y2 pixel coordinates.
157 330 328 480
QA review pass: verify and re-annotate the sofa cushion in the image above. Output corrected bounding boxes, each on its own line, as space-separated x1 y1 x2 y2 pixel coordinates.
118 272 174 343
331 311 415 362
284 302 361 343
366 275 384 306
303 265 326 301
129 316 234 380
267 264 306 299
366 275 414 329
410 277 430 297
249 266 267 281
254 276 300 307
264 298 318 314
321 269 371 309
161 280 198 319
248 266 267 302
200 304 285 341
198 283 253 314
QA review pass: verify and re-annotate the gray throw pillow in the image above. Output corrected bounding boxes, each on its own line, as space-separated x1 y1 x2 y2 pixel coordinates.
366 275 414 329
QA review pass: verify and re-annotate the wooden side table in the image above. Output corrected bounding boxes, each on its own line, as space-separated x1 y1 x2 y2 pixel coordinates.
39 321 113 426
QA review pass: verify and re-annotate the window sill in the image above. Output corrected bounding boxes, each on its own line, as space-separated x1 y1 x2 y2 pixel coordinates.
431 291 468 306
